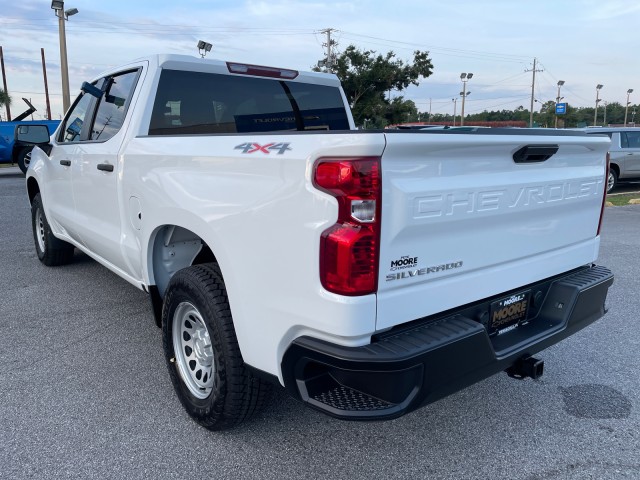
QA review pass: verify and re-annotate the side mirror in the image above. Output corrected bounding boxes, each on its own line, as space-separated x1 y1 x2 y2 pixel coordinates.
15 124 53 155
81 81 104 99
15 124 51 144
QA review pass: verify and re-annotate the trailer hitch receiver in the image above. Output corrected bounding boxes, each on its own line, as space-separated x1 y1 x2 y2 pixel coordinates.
506 356 544 380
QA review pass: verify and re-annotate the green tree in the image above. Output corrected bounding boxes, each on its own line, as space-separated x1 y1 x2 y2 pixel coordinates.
316 45 434 127
0 88 11 110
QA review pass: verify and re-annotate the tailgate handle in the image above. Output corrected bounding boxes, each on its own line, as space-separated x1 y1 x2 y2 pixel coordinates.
513 144 559 163
97 163 114 172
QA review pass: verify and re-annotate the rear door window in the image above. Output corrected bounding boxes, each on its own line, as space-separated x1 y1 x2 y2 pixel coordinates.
148 69 349 135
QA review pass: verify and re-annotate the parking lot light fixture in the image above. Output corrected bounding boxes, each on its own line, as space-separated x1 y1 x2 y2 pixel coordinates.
51 0 78 114
197 40 213 58
624 89 634 127
594 84 603 126
460 72 472 126
452 97 457 127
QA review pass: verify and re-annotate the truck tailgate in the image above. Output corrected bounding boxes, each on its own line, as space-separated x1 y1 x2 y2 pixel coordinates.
376 131 610 331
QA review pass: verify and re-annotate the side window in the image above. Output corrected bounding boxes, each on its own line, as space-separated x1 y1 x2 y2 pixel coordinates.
59 93 93 143
621 133 629 148
623 132 640 149
91 70 139 141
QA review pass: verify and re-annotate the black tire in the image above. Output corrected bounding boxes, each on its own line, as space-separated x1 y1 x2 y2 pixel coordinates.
17 147 33 175
606 168 618 194
162 263 271 430
31 193 75 266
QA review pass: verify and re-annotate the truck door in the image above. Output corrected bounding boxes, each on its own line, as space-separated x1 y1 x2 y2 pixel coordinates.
71 69 140 272
47 92 96 244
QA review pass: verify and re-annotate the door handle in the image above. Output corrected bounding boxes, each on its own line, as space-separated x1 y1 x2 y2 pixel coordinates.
59 160 71 166
97 163 114 172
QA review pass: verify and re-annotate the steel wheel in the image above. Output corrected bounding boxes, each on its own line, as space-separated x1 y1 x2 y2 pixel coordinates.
162 263 271 429
35 206 46 253
172 301 215 399
607 170 617 193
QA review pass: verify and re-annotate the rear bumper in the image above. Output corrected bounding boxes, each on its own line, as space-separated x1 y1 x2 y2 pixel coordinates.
281 265 613 420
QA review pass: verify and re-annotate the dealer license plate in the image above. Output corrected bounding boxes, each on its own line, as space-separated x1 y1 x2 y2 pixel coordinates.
488 290 531 335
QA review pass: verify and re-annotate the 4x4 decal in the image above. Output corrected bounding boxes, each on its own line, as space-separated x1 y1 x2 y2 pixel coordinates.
234 142 292 154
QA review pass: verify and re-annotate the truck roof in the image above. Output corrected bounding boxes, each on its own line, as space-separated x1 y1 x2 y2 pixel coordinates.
97 54 341 87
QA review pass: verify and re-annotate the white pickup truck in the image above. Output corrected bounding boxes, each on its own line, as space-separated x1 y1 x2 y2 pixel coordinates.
23 54 613 430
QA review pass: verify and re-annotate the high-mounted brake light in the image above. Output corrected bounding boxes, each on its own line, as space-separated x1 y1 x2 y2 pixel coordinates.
226 62 299 79
597 152 610 236
314 157 381 296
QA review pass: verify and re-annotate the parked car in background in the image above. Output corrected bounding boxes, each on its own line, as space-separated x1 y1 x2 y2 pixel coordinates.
584 127 640 193
0 120 60 173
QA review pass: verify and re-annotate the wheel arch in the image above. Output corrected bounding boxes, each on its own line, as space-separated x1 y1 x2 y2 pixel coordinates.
146 224 221 327
610 162 620 177
26 177 40 205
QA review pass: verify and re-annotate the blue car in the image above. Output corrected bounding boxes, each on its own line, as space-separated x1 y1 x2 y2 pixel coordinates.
0 120 61 173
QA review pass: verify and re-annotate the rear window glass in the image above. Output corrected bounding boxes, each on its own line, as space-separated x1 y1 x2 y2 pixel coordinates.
148 69 350 135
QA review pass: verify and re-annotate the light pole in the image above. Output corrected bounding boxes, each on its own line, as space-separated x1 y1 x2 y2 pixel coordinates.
624 89 634 127
555 80 565 128
451 97 458 126
51 1 78 114
460 73 473 126
459 90 470 126
593 84 603 126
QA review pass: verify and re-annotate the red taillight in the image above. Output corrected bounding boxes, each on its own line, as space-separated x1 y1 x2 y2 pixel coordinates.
314 157 381 296
597 152 610 236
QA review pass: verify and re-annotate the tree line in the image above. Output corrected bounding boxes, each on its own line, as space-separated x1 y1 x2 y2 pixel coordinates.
417 101 639 128
317 45 638 129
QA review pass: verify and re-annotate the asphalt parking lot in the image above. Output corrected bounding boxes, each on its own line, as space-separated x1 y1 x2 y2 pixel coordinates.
1 170 639 479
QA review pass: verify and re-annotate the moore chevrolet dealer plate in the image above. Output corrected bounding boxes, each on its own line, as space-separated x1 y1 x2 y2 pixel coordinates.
489 290 531 335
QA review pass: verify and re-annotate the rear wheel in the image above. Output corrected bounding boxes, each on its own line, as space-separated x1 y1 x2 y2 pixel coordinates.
162 263 271 430
31 193 74 266
606 168 618 194
17 147 32 174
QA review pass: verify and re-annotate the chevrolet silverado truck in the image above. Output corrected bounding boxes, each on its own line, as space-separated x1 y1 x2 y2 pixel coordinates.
22 54 614 430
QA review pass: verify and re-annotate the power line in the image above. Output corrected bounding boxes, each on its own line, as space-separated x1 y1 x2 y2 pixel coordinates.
339 31 530 62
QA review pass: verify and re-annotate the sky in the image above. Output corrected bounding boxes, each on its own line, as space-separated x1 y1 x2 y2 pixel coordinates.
1 0 638 121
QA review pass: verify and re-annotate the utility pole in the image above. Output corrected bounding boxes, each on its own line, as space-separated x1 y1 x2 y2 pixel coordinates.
525 58 543 128
41 48 52 120
320 28 337 72
0 46 11 120
555 80 564 129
